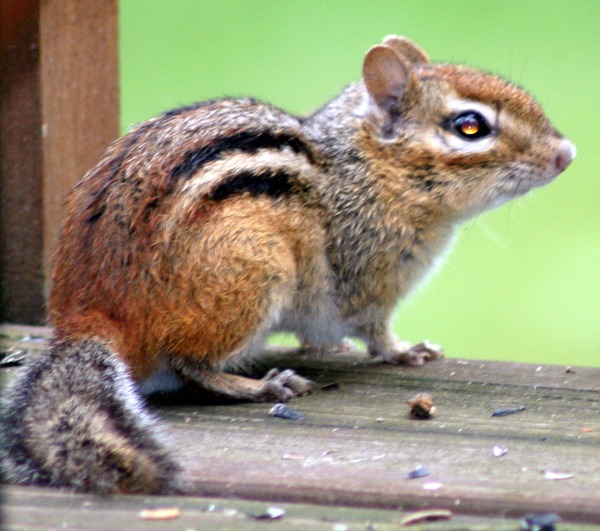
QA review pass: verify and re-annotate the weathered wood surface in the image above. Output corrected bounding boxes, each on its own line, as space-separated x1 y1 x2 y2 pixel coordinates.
4 485 596 531
2 324 600 529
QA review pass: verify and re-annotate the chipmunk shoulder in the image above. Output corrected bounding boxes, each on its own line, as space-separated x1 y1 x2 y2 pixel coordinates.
0 36 575 493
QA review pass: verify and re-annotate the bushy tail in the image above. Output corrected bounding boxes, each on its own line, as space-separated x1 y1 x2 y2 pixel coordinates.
0 338 179 494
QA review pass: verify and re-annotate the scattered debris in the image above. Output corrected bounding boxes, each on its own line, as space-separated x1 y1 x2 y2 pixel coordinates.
20 335 46 343
407 392 435 419
332 524 348 531
249 507 286 521
543 470 573 480
580 427 593 433
422 482 443 491
520 512 560 531
400 509 452 526
139 507 182 520
406 465 429 479
321 382 340 391
0 348 27 367
492 445 508 457
282 453 304 461
492 406 526 417
565 366 576 374
269 403 305 420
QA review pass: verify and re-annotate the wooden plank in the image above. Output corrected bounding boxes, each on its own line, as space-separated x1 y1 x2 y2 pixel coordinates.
0 0 119 323
1 324 599 526
4 485 595 531
164 352 600 523
39 0 119 282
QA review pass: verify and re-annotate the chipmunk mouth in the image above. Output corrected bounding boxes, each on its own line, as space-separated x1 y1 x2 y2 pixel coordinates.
475 139 575 216
498 138 576 199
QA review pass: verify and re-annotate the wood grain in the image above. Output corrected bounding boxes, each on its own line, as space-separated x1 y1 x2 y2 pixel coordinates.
39 0 119 275
2 324 599 527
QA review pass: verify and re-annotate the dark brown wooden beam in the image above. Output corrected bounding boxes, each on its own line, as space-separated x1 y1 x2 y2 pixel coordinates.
0 0 45 324
0 0 119 324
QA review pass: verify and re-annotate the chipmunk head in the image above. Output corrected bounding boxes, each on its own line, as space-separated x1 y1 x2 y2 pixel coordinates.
361 36 575 219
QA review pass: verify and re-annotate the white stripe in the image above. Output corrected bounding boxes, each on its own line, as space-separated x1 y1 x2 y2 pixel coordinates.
162 147 314 234
447 98 497 128
181 147 312 197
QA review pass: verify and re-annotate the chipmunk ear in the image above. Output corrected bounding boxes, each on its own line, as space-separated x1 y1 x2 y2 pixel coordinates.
382 35 429 65
363 44 414 113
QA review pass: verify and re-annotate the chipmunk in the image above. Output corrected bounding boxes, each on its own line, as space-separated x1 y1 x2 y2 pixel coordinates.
0 36 575 494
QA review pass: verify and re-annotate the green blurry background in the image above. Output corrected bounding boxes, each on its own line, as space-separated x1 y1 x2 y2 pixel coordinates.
119 0 599 367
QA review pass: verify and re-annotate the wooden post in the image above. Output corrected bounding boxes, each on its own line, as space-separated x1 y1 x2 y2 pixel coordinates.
0 0 119 324
0 0 44 324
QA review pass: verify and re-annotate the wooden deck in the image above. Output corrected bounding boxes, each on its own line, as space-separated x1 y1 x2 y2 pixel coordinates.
2 324 600 529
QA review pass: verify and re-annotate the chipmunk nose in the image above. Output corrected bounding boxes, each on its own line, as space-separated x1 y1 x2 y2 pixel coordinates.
554 139 576 173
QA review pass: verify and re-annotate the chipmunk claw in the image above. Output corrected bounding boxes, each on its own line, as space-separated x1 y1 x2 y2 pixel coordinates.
400 341 444 366
371 340 443 366
261 368 313 402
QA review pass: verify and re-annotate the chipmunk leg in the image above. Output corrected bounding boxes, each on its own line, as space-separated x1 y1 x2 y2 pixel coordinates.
169 356 313 402
362 322 443 366
159 199 315 402
369 340 443 366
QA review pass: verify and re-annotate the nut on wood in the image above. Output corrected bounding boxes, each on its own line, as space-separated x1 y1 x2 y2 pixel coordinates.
407 392 435 419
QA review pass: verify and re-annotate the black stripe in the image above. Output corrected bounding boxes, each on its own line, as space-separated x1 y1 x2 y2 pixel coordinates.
84 120 157 224
208 170 300 201
170 131 314 180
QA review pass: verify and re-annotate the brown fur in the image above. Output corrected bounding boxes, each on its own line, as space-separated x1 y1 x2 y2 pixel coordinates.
1 36 574 493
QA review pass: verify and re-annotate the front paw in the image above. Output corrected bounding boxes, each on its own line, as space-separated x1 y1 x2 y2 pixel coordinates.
369 340 443 366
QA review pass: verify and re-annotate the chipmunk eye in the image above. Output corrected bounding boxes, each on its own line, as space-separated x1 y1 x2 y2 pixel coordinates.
451 111 491 140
